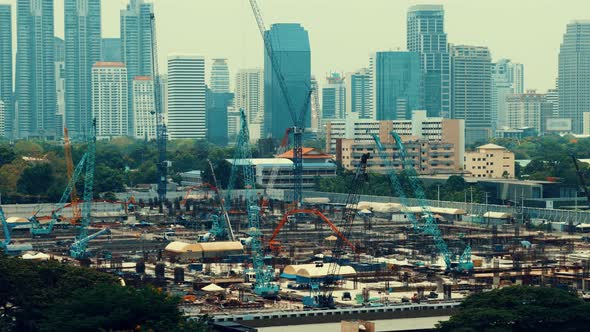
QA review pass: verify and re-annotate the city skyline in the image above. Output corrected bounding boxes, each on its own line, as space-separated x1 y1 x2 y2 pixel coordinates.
0 0 586 91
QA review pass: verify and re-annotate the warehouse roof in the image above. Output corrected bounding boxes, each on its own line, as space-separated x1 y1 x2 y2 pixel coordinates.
283 263 356 278
483 211 512 219
357 202 403 213
165 241 243 254
401 206 466 215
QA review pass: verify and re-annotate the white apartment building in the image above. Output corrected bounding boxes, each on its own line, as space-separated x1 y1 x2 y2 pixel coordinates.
167 55 206 139
235 68 264 140
91 62 128 139
132 76 156 140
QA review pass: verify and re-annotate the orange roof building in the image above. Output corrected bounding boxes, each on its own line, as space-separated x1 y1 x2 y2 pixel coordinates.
277 148 333 161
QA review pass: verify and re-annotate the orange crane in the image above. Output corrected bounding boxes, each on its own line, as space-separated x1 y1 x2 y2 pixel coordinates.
64 128 81 224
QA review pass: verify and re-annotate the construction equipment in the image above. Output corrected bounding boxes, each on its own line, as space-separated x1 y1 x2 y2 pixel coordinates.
64 128 81 224
235 108 279 297
30 154 87 236
268 209 356 252
249 0 310 206
303 153 370 308
69 120 108 260
207 159 235 242
150 12 168 214
1 207 32 253
69 228 111 260
371 132 472 273
570 153 590 205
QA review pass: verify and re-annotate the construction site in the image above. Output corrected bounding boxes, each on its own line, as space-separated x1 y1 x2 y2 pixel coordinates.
3 2 590 332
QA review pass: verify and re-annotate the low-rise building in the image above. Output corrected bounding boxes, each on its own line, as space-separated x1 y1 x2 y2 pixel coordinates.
180 170 202 187
464 144 515 178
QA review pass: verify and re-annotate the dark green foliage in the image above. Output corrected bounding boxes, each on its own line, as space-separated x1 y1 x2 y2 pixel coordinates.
17 163 55 196
0 144 16 167
0 254 211 332
437 286 590 332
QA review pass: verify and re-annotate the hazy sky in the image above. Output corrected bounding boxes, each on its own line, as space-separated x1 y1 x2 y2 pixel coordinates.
1 0 589 91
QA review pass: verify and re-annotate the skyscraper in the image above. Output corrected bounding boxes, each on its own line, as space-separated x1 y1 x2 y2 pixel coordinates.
322 73 346 120
371 51 422 120
65 0 101 139
451 45 493 145
235 68 264 138
16 0 56 139
206 88 233 146
55 37 66 138
210 58 230 93
91 62 128 139
407 4 451 118
167 55 206 140
132 77 156 140
558 21 590 133
101 38 122 62
346 68 372 120
506 90 543 131
0 5 13 138
491 59 525 130
264 23 311 139
121 0 153 134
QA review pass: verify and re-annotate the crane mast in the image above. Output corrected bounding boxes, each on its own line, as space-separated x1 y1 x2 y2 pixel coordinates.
150 12 167 214
64 128 81 223
248 0 310 206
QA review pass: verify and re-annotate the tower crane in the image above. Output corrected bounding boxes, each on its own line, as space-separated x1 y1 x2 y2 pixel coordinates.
235 108 279 297
69 120 109 260
371 132 472 273
249 0 311 206
64 128 81 224
303 153 370 308
150 12 168 214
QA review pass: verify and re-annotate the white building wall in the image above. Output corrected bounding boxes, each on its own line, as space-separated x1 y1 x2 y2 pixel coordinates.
167 55 206 139
91 63 128 139
132 78 156 140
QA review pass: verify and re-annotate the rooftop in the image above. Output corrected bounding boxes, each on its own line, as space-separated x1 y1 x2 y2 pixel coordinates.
93 61 125 68
477 143 507 150
278 147 333 160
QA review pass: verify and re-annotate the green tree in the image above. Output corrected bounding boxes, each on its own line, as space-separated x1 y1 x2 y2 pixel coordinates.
17 163 55 196
437 286 590 332
0 144 16 167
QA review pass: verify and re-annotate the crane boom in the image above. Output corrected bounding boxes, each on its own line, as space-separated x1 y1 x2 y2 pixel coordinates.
208 159 235 241
79 120 96 243
64 128 81 223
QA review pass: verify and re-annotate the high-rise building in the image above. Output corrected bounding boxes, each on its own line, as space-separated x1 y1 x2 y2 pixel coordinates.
346 68 372 120
371 51 422 120
491 59 525 130
65 0 101 140
545 88 559 118
206 88 233 146
55 37 66 138
167 55 206 140
132 76 155 140
310 76 321 131
0 5 13 138
227 106 240 142
407 4 451 118
264 23 311 138
558 21 590 133
235 68 264 139
322 72 346 120
451 45 493 145
101 38 122 62
159 74 168 123
91 62 128 139
210 58 230 93
121 0 153 134
0 101 4 137
506 90 544 131
16 0 56 139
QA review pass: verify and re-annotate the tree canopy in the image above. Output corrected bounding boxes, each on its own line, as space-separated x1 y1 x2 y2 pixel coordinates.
0 254 211 332
437 286 590 332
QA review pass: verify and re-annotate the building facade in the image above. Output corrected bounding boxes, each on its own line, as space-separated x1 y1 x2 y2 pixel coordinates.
322 72 346 120
371 51 421 121
407 4 451 118
491 59 524 130
16 0 56 139
55 37 66 139
326 110 465 168
121 0 153 134
210 58 230 93
91 62 128 139
235 68 264 138
167 55 206 139
206 89 233 146
346 68 372 120
65 0 102 140
558 21 590 133
0 5 12 138
132 76 155 140
464 144 515 178
101 38 122 62
339 137 459 175
264 23 311 138
451 45 493 145
506 90 544 131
